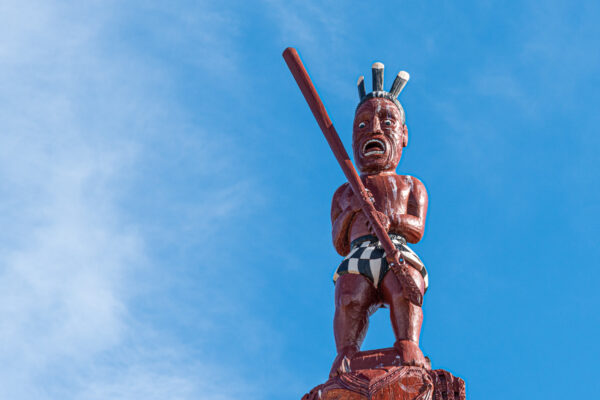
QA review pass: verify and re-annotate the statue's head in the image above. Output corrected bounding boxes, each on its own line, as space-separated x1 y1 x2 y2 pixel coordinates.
352 63 409 174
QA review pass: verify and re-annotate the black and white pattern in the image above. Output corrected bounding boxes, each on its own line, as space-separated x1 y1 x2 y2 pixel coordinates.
333 234 429 290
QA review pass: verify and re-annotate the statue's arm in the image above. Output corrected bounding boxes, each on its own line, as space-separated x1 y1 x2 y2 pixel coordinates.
398 177 428 244
331 183 356 256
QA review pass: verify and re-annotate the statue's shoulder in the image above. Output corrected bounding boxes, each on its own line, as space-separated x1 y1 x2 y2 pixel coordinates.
333 182 350 196
393 174 427 195
331 182 351 209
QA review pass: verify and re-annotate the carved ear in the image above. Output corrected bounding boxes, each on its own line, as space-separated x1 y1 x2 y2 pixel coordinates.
402 124 408 147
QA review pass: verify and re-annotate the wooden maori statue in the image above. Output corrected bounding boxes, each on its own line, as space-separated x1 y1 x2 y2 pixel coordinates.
283 48 466 400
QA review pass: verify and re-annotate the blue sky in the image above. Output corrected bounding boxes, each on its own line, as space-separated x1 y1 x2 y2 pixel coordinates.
1 1 599 399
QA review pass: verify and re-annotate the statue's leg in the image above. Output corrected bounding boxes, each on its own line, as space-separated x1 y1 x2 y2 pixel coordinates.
330 273 378 377
380 266 429 369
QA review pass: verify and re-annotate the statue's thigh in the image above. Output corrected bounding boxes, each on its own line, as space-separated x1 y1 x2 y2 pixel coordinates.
334 273 379 310
379 266 424 306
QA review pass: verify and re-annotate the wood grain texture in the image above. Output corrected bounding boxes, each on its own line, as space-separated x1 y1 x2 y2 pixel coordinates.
302 349 465 400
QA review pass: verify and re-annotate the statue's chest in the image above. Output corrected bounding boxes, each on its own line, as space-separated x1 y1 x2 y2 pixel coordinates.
363 175 410 211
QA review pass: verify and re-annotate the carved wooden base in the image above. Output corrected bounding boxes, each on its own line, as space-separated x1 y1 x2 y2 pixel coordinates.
302 348 465 400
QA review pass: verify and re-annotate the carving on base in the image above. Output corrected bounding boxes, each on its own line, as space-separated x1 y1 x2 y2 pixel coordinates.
302 348 465 400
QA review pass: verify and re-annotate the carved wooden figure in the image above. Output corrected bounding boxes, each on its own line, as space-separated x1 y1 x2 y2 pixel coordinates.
283 48 465 400
330 87 429 377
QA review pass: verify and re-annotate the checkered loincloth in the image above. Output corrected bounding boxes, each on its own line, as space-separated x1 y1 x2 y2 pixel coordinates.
333 234 428 290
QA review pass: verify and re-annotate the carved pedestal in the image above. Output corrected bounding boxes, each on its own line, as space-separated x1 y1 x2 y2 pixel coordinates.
302 348 465 400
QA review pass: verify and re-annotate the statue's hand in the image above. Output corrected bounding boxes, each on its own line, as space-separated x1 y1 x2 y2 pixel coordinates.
366 210 390 234
348 187 374 212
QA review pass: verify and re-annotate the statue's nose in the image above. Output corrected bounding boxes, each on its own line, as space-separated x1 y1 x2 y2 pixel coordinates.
372 116 383 133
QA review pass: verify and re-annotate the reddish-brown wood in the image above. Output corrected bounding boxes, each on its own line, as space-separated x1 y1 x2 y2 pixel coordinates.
302 349 465 400
283 47 466 398
327 94 431 375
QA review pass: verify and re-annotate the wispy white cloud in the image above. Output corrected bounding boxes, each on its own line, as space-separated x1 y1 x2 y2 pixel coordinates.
0 1 267 399
77 348 256 400
261 0 356 99
0 2 144 398
262 0 346 49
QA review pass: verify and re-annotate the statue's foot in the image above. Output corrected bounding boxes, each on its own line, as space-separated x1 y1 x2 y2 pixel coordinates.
329 347 358 378
394 340 431 370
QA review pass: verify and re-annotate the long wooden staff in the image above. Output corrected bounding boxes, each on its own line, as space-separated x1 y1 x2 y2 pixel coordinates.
282 47 423 306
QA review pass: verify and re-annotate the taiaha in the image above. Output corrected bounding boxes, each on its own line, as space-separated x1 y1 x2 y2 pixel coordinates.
282 47 423 306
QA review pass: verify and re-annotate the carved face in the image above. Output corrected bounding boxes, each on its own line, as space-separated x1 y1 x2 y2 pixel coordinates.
353 98 407 174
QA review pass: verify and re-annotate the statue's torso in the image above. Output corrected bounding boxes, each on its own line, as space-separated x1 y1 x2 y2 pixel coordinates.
348 173 414 242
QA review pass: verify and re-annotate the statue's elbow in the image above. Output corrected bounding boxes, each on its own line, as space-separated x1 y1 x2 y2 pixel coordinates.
406 227 425 244
336 246 348 257
333 234 350 256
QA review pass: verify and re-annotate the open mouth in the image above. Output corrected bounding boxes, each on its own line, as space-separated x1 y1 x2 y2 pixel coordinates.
362 139 386 156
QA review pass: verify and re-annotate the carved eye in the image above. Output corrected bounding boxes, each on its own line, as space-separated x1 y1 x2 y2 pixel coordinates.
384 120 392 126
358 122 366 129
